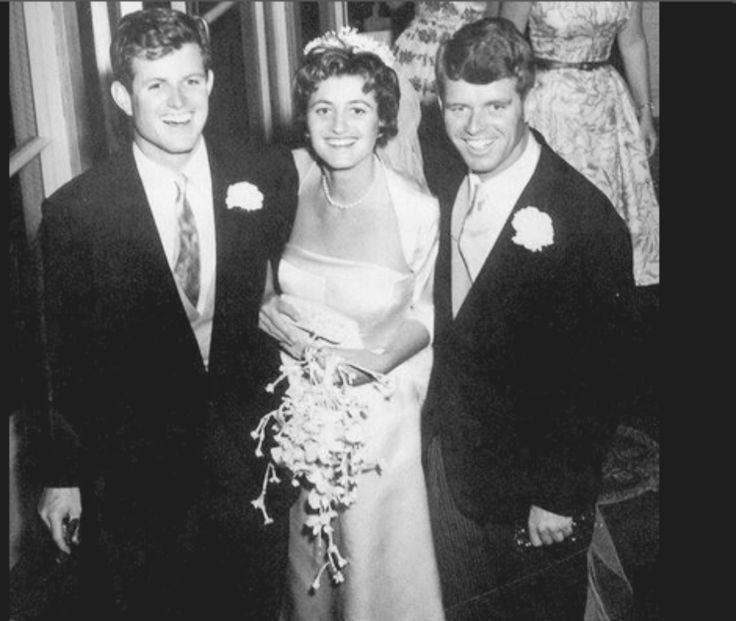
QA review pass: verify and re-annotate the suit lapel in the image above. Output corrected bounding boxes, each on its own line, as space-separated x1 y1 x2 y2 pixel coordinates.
112 150 187 311
435 171 465 335
209 142 228 317
207 141 237 373
102 149 207 373
207 140 268 376
450 140 552 327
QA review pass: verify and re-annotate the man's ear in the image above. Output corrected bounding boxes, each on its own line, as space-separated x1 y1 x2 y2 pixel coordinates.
110 81 133 117
206 69 214 95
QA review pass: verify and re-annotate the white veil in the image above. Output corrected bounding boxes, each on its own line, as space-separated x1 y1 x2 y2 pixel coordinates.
377 69 429 192
302 27 429 193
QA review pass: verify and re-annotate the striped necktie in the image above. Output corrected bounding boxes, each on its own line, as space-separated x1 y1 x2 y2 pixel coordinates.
173 174 200 308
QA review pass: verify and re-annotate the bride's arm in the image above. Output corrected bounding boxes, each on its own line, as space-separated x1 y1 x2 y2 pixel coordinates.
259 147 311 356
326 194 440 384
321 319 430 385
259 262 305 358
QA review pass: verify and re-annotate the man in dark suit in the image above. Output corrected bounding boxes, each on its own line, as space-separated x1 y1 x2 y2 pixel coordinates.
420 18 636 620
37 8 296 619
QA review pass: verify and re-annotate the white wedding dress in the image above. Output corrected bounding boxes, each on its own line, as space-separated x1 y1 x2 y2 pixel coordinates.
278 152 444 621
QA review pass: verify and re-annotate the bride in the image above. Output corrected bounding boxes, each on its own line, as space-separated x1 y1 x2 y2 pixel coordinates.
258 28 445 621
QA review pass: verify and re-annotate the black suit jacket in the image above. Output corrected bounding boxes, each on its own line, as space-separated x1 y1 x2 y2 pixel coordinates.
40 134 298 537
423 129 636 524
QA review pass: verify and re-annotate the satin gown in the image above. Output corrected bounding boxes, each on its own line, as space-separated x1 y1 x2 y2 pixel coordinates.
524 1 660 286
278 155 444 621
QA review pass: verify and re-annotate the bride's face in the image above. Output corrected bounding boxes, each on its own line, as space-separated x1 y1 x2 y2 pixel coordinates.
306 74 380 173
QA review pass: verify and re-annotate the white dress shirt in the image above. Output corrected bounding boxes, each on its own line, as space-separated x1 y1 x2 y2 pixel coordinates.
133 138 217 367
451 130 541 316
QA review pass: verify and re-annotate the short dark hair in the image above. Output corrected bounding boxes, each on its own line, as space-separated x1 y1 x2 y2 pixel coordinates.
293 47 400 148
110 8 211 90
435 17 535 101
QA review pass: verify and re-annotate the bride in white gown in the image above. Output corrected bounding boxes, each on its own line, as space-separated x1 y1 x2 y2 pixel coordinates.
258 30 444 621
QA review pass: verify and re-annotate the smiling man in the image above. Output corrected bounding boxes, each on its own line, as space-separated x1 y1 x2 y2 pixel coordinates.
420 18 636 620
37 8 298 619
110 37 213 169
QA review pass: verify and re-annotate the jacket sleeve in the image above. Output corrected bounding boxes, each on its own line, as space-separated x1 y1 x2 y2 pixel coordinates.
528 196 636 517
39 193 94 487
405 194 440 344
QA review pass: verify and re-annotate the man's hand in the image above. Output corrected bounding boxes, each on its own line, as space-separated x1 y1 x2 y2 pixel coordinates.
38 487 82 554
527 504 573 547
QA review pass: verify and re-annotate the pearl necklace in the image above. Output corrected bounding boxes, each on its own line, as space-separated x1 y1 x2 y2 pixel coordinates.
321 160 379 210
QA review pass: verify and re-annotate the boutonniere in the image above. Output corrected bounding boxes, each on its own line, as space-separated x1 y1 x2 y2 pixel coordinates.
511 206 554 252
226 181 264 211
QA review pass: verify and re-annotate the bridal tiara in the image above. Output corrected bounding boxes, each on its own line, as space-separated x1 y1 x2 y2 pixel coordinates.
303 26 396 69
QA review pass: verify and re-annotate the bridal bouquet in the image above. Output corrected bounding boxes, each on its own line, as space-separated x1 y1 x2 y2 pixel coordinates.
251 299 391 589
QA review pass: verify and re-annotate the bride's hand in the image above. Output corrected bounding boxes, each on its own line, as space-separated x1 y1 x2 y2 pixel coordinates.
259 294 306 358
318 347 388 387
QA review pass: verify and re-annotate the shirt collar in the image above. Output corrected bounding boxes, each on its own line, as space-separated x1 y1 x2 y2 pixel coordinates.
132 136 209 191
468 128 541 205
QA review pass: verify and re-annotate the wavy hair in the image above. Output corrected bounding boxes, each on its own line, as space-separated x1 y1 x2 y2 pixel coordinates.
436 17 535 101
111 8 211 90
293 47 400 148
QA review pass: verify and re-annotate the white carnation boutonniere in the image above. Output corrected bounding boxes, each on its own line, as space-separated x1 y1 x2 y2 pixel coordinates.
226 181 264 211
511 206 554 252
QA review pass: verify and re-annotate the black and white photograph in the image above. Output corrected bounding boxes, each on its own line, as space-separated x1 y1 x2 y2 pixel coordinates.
9 2 660 619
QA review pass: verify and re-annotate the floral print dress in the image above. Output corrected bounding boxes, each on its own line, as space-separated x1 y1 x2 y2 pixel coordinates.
393 1 489 104
524 1 659 286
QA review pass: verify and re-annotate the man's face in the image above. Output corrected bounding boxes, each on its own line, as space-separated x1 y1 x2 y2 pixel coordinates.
112 42 213 171
441 77 528 181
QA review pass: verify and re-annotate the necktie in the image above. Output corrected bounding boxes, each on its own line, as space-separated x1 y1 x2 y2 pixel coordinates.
451 178 481 316
173 174 200 308
458 180 487 281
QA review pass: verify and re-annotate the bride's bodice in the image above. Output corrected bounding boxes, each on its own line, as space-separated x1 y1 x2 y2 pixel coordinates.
277 149 440 355
278 244 414 352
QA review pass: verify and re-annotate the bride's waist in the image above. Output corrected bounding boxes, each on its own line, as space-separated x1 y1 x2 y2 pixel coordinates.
355 317 413 352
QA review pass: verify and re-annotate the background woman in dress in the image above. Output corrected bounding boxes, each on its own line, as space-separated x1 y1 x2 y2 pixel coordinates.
389 2 501 182
259 31 444 621
501 1 660 287
389 1 499 105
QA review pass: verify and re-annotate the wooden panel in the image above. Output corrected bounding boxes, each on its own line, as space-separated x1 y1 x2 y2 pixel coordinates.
9 137 51 179
241 2 273 141
8 1 44 243
319 0 348 33
118 2 143 17
203 2 237 24
265 1 300 141
20 3 89 235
